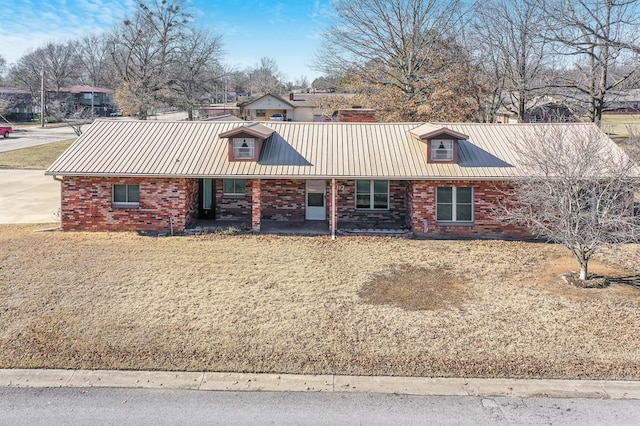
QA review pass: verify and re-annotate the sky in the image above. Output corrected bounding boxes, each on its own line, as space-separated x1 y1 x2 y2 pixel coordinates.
0 0 333 81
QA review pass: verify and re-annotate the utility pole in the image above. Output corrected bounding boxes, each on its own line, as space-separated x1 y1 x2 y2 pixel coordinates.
91 81 95 119
40 68 45 128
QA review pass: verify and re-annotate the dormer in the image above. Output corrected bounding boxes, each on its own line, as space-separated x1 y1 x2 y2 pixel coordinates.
410 124 469 164
219 122 275 162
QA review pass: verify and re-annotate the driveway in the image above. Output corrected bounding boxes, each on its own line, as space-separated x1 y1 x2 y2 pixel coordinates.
0 126 78 153
0 169 60 224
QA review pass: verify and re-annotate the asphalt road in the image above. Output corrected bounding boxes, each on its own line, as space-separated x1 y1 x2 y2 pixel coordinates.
0 125 78 153
1 387 640 425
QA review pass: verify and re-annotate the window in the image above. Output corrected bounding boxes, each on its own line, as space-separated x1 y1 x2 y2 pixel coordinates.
233 138 255 159
256 109 266 117
223 179 246 195
113 184 139 207
431 139 454 161
437 187 473 222
356 180 389 209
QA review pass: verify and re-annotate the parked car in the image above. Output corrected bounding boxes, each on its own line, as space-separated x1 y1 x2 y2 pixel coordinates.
269 113 284 121
0 126 12 138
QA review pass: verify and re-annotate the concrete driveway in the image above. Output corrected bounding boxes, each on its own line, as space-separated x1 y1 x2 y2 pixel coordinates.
0 126 78 153
0 169 60 224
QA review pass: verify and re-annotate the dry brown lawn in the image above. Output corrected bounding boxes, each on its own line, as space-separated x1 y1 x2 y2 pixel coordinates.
1 224 640 380
0 139 74 169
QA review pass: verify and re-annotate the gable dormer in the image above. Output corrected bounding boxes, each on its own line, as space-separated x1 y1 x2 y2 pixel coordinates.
409 124 469 164
219 122 275 162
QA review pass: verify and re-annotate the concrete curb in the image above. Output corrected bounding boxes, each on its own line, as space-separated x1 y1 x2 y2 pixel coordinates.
2 369 640 399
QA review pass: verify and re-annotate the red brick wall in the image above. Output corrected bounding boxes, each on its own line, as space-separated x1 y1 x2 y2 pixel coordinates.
335 180 407 225
337 109 377 122
261 179 306 221
61 176 198 232
407 180 531 239
215 179 253 220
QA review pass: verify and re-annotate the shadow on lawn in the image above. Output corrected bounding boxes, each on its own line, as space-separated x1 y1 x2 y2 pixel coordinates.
608 274 640 288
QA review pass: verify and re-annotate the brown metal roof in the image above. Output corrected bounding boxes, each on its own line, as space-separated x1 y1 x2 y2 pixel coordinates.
45 120 620 180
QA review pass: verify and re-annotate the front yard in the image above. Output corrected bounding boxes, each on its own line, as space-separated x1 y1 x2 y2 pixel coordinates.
1 224 639 379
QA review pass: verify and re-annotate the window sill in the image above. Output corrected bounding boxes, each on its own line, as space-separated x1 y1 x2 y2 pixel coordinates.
112 203 140 209
436 221 474 227
223 194 246 198
356 208 390 212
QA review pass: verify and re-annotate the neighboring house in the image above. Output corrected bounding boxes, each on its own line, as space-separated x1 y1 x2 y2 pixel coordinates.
45 120 618 238
49 85 116 117
286 92 356 122
495 97 576 124
604 89 640 114
0 87 35 121
239 93 357 122
201 113 244 122
239 93 294 121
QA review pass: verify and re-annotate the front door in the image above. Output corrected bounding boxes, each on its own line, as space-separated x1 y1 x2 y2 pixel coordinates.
199 178 216 219
306 180 326 220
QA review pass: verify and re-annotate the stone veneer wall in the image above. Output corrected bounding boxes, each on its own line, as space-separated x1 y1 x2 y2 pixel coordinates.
407 180 530 239
61 176 198 232
215 179 253 220
260 179 306 221
335 180 407 225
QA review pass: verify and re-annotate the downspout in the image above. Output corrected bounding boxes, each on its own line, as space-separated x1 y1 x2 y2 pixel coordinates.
331 178 336 240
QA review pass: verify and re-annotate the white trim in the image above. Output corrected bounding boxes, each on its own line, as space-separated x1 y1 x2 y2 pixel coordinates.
431 139 454 161
355 180 389 210
306 179 326 220
232 138 255 158
112 183 140 208
436 186 474 223
223 178 246 195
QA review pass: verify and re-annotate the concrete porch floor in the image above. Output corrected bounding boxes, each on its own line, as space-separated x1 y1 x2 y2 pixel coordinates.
186 219 411 237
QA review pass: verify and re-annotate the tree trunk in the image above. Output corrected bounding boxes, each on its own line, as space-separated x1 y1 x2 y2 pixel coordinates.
579 260 588 281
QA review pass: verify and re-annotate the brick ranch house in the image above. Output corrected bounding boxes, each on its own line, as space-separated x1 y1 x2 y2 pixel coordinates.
45 119 618 238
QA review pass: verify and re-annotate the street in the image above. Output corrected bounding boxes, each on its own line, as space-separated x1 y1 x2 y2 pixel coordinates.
0 125 78 153
1 387 639 425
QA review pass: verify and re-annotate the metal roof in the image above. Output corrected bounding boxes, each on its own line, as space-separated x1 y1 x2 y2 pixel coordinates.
45 120 620 180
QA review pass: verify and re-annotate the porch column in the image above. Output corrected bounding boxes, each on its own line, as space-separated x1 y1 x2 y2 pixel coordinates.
331 179 337 240
251 178 262 232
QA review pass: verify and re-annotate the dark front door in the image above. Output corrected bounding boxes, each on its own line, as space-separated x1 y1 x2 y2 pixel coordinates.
199 178 216 219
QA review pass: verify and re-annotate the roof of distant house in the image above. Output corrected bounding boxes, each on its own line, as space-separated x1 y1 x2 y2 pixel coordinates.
59 85 114 94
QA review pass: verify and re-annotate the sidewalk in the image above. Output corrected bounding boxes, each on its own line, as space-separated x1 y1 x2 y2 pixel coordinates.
2 369 640 399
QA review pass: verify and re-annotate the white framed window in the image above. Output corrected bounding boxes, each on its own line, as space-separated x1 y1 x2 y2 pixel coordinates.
436 187 473 222
223 178 246 195
356 180 389 209
431 139 454 161
233 138 255 158
113 184 140 207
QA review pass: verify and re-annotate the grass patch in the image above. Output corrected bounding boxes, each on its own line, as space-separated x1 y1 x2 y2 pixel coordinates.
0 139 75 169
1 225 640 379
601 114 640 145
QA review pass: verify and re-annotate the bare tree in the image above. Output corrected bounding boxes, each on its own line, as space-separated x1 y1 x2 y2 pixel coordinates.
498 125 640 281
470 0 549 121
248 57 284 96
315 0 483 121
0 54 6 83
543 0 640 125
75 34 117 89
295 75 310 92
10 42 78 97
109 0 191 118
168 27 224 120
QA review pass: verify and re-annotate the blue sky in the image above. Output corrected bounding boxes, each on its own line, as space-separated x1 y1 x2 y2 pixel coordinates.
0 0 332 81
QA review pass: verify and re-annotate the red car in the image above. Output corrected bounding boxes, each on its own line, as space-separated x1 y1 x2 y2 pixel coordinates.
0 126 12 138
